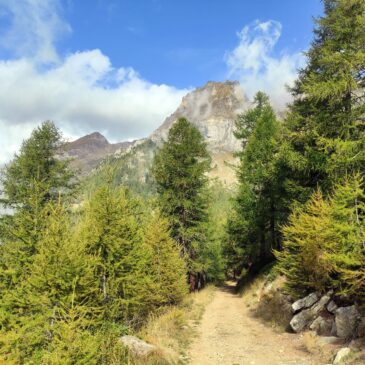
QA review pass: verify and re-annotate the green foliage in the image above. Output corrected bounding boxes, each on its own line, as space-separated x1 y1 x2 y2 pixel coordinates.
77 186 158 325
226 92 282 273
280 0 365 197
276 175 365 299
84 139 157 197
1 121 75 209
143 212 188 305
0 121 189 363
152 118 211 273
201 181 231 282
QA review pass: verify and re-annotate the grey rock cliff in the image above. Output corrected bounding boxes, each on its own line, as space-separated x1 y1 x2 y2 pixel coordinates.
150 81 249 153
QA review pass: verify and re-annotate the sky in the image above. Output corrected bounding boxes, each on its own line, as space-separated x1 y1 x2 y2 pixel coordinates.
0 0 323 164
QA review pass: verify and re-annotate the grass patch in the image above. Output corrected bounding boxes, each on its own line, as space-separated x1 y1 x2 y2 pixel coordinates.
239 267 292 331
137 285 216 364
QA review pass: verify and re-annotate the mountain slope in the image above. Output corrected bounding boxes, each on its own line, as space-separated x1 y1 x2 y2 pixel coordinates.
61 132 133 174
83 81 250 193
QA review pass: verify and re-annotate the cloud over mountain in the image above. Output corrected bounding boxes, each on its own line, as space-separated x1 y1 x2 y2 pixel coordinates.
225 20 304 110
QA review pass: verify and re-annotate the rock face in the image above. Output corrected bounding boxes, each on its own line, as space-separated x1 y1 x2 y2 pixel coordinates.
150 81 249 154
61 132 133 174
64 81 250 184
119 335 156 357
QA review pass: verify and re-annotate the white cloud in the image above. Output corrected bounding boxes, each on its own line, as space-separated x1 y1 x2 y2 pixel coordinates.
0 1 187 164
0 51 187 164
225 20 304 110
0 0 70 63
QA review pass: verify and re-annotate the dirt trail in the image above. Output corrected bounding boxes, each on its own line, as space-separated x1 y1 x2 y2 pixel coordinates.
188 282 312 365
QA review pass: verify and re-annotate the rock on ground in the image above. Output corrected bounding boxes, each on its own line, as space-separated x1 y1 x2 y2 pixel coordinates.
335 306 361 339
290 294 331 333
333 347 352 364
119 335 156 357
309 315 335 336
292 293 319 313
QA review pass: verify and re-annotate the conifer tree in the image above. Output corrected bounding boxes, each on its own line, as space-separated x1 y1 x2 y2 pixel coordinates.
0 201 91 363
276 174 365 298
1 121 75 209
78 186 156 324
281 0 365 197
226 92 281 272
275 191 334 295
0 122 76 290
152 118 211 288
143 212 188 305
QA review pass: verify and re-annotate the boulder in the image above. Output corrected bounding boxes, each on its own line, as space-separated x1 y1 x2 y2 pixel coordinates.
333 347 352 365
309 315 335 336
290 309 314 332
311 293 332 314
291 292 319 313
290 294 331 333
119 335 156 357
335 306 361 339
327 300 338 314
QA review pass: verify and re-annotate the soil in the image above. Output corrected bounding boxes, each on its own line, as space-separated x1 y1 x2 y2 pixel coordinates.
188 282 315 365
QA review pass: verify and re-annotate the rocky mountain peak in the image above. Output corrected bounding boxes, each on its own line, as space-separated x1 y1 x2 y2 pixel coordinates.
150 80 250 153
61 132 131 174
72 131 110 148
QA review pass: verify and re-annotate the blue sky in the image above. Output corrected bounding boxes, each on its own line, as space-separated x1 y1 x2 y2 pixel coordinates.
0 0 322 164
62 0 322 88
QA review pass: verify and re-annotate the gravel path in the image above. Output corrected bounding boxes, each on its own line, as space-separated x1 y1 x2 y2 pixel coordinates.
188 283 313 365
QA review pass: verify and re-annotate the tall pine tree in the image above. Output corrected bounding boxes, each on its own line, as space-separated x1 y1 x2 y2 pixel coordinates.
226 92 281 274
152 118 211 289
281 0 365 199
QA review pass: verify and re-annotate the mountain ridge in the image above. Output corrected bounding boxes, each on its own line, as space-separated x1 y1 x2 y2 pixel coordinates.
66 81 250 186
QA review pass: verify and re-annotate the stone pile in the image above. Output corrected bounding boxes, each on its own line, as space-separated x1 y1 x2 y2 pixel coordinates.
289 292 365 339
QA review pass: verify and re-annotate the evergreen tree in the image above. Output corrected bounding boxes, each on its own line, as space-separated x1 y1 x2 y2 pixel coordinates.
281 0 365 198
226 92 281 273
152 118 211 288
1 121 75 209
0 122 76 289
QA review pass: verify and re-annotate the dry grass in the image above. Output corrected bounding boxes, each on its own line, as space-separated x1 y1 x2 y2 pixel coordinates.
136 285 216 365
302 332 331 361
240 274 292 331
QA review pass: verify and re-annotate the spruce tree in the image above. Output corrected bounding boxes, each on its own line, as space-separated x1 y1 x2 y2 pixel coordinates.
226 92 281 273
152 118 211 288
1 121 75 209
281 0 365 198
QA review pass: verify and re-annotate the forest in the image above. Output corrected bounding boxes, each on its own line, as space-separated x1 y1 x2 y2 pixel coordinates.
0 0 365 364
